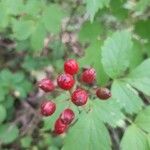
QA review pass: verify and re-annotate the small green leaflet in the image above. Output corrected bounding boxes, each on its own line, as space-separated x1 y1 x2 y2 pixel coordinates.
120 124 150 150
86 0 110 22
62 112 111 150
111 80 143 114
126 58 150 96
101 30 133 79
135 106 150 133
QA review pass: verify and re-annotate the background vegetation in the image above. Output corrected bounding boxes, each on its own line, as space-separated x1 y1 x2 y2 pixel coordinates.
0 0 150 149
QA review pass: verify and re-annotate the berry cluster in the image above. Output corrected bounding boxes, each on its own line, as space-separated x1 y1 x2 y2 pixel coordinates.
38 59 111 135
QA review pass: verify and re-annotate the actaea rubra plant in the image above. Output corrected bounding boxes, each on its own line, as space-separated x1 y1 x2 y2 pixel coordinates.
38 59 111 135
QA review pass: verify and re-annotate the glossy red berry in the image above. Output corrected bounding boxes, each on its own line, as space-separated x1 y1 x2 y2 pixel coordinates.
57 73 75 90
81 68 96 84
60 109 75 125
41 101 56 116
96 87 111 100
71 89 88 106
54 118 68 135
38 78 55 92
64 59 79 75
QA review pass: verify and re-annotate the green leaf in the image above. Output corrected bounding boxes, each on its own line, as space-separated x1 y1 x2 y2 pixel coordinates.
121 124 149 150
135 0 150 13
78 21 102 43
135 20 150 40
0 124 19 144
0 105 7 124
12 19 34 40
110 0 128 20
31 22 46 51
52 136 63 148
42 4 65 34
101 30 133 78
14 80 33 98
142 43 150 57
135 106 150 133
22 56 50 71
63 112 111 150
2 96 14 109
78 40 108 85
12 72 25 84
147 134 150 148
42 134 53 146
2 0 24 15
0 87 8 102
92 99 125 127
129 40 143 69
0 70 32 99
0 69 13 87
24 0 45 16
21 136 32 148
86 0 110 22
126 59 150 96
48 146 59 150
0 3 9 29
49 40 65 60
16 39 31 51
112 80 143 114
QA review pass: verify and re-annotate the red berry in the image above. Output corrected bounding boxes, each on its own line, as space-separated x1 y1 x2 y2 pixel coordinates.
64 59 79 75
71 89 88 106
60 109 75 125
38 78 55 92
57 73 75 90
54 118 68 135
41 101 56 116
96 87 111 100
81 68 96 84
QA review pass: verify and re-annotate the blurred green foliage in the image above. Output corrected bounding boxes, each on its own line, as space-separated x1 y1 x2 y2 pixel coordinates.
0 0 150 149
